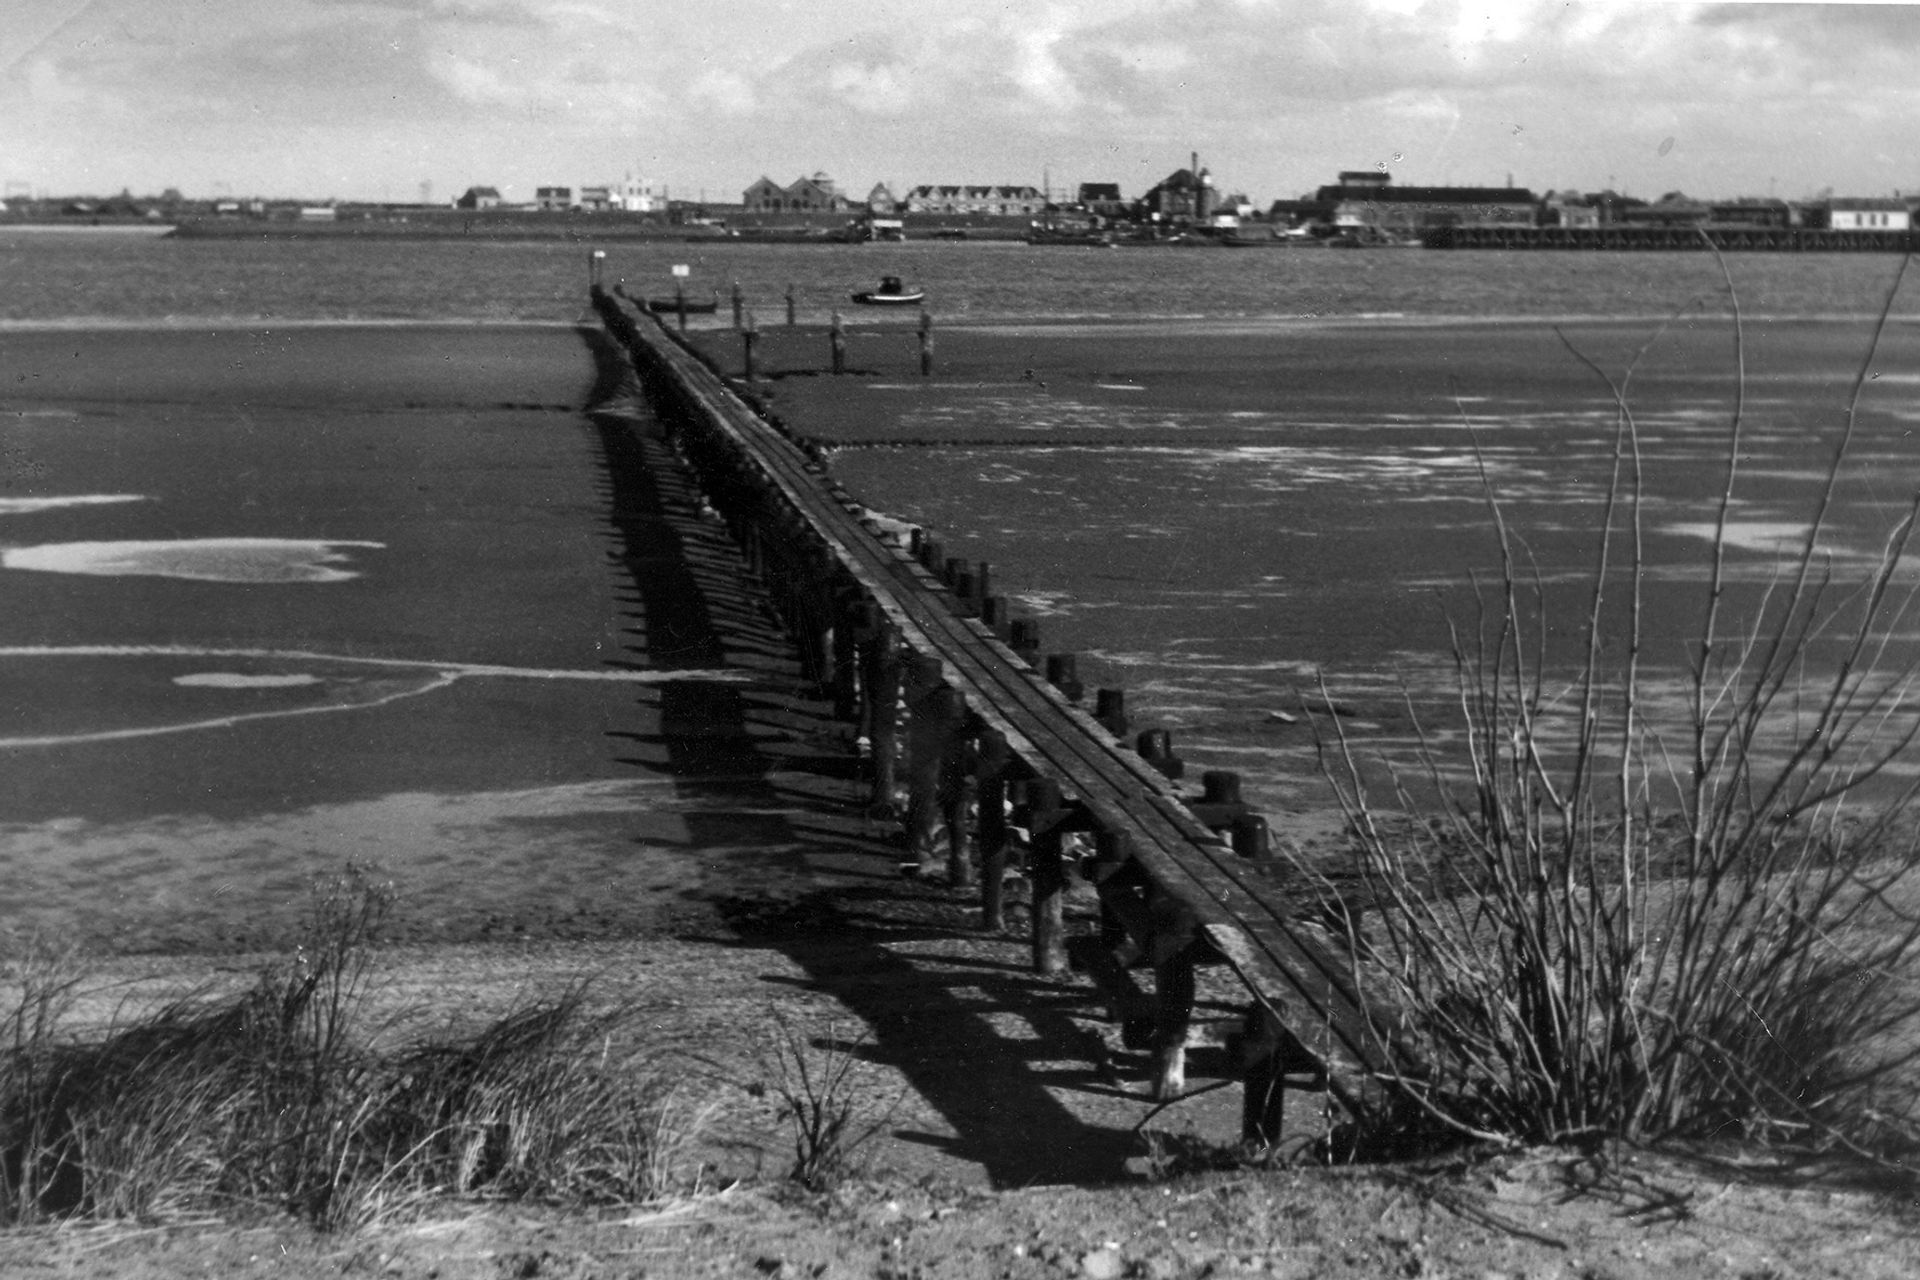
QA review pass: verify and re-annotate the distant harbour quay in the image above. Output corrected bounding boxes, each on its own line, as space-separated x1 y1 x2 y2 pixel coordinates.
1423 223 1917 252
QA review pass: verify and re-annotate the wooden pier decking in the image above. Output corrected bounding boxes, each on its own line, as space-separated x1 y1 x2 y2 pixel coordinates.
590 287 1404 1144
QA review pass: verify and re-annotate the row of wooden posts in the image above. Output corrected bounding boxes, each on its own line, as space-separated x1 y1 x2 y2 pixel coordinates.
594 285 1323 1145
652 282 936 379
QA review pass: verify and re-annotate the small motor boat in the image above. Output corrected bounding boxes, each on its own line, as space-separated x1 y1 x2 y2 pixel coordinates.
642 293 719 314
851 275 925 306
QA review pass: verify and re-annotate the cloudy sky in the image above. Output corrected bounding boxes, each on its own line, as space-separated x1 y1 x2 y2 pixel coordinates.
2 0 1916 206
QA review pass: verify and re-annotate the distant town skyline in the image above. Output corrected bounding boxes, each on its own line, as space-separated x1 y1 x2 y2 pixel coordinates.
5 1 1918 209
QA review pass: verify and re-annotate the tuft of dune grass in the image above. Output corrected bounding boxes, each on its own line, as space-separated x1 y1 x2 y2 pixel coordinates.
1 867 715 1231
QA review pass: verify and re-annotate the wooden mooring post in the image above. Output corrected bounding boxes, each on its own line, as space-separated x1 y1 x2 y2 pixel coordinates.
829 311 846 375
917 308 934 377
741 310 759 383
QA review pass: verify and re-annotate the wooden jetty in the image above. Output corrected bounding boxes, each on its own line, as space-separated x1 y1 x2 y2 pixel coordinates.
590 286 1405 1145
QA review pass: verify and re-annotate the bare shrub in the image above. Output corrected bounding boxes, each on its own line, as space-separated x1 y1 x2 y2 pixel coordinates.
1307 254 1920 1165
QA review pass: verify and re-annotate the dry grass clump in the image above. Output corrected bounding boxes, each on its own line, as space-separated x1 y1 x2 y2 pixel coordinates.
1307 254 1920 1169
755 1009 901 1192
0 869 713 1231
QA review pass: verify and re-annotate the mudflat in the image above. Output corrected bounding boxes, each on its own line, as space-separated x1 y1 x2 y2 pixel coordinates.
690 315 1920 819
3 320 1916 1277
0 322 854 952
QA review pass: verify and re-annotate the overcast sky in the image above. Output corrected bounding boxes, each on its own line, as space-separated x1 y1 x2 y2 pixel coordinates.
3 1 1916 206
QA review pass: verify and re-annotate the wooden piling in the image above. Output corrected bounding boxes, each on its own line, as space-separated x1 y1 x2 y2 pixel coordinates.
903 652 953 875
1230 813 1272 864
863 621 904 817
945 720 979 888
1026 778 1071 974
1091 829 1132 950
830 311 846 375
730 281 744 330
1151 943 1200 1099
975 728 1013 931
981 595 1010 639
742 311 759 382
1236 1005 1289 1147
1202 770 1243 806
1008 618 1041 665
1136 728 1185 780
1094 688 1128 738
1045 653 1084 704
828 583 864 722
918 308 934 376
786 284 797 327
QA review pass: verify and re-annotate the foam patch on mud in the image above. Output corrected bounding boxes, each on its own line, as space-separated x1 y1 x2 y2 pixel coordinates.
0 495 149 516
0 538 383 582
173 672 325 689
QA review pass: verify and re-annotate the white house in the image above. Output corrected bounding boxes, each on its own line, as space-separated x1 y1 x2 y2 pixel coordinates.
1828 198 1911 231
618 175 662 212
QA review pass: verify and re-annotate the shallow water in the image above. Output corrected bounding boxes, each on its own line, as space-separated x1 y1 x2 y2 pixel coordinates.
8 232 1919 817
4 226 1915 326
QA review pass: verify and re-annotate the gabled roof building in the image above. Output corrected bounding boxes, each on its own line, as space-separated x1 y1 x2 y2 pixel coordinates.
742 172 850 213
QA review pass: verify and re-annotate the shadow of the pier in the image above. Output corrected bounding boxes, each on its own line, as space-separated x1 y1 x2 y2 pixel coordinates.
573 325 1154 1188
711 887 1154 1188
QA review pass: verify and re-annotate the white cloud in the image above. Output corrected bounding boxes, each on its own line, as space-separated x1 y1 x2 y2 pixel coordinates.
4 0 1918 207
689 68 756 117
827 60 913 115
22 54 91 108
425 49 521 105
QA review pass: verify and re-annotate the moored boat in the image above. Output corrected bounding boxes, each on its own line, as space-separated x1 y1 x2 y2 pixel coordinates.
851 275 926 306
642 293 719 314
